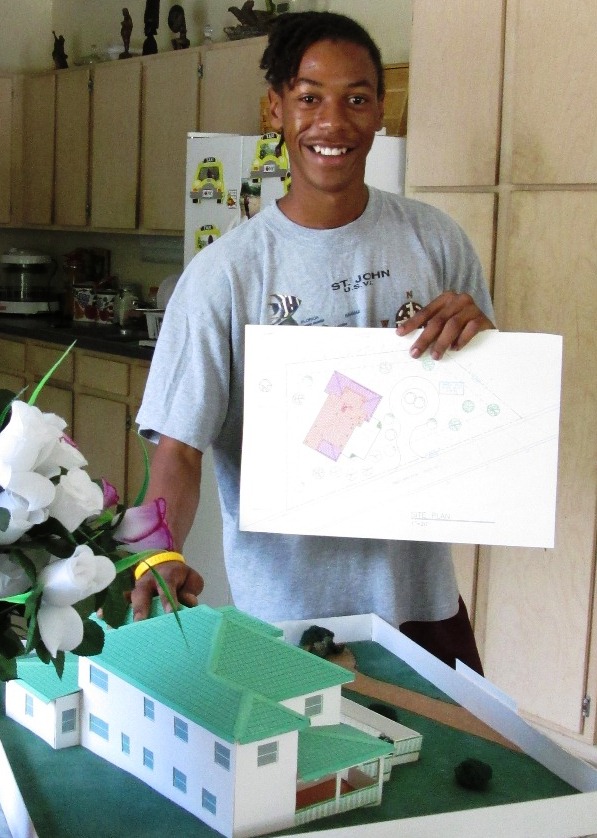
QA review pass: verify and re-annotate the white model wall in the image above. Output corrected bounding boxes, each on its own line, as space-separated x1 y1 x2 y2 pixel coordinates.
233 732 299 838
4 683 80 749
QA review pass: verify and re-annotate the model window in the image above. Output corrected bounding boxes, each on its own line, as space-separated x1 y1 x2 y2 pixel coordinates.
89 714 109 741
305 694 323 717
25 694 33 716
121 733 130 755
174 717 188 742
214 741 231 770
61 707 77 733
89 665 108 691
144 697 155 720
143 747 154 769
202 788 217 815
173 768 187 793
257 741 278 767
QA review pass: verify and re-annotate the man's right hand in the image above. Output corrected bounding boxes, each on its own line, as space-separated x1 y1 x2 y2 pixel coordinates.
130 560 204 621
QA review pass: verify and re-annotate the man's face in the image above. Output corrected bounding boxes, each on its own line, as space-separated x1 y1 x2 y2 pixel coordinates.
268 39 384 202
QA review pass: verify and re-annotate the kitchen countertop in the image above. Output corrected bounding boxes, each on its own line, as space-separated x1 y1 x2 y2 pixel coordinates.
0 314 154 361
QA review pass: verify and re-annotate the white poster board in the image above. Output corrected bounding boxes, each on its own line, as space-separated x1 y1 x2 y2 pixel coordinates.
240 327 562 548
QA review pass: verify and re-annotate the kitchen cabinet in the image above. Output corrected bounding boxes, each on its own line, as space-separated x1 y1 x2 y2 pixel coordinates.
407 0 503 187
140 49 201 232
408 0 597 745
199 36 268 134
90 60 142 230
0 76 13 224
505 1 597 184
21 73 55 225
54 67 91 227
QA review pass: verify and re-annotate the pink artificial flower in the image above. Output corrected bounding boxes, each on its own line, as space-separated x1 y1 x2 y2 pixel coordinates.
102 479 119 509
112 497 173 553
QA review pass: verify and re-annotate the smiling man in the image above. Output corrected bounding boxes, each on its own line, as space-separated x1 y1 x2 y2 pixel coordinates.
135 12 495 673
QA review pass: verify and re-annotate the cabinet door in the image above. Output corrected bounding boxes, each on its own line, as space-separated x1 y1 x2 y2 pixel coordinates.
506 0 597 184
34 384 73 431
199 37 267 134
55 67 90 227
74 393 128 499
0 76 12 224
481 191 597 735
90 61 141 229
22 73 55 225
409 192 496 292
407 0 504 187
140 50 200 231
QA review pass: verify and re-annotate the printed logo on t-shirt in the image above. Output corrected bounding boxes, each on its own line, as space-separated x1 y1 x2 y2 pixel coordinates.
269 294 301 325
331 268 390 294
395 292 423 326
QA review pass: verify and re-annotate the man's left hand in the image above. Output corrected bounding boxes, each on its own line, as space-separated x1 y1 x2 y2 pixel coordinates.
396 291 495 360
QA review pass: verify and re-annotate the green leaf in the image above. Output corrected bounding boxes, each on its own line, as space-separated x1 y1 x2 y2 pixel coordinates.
0 507 9 532
0 653 18 682
0 386 27 429
51 651 65 679
72 618 105 657
35 640 52 664
0 625 26 661
28 341 76 406
98 572 133 628
113 549 160 575
150 567 188 647
132 436 151 506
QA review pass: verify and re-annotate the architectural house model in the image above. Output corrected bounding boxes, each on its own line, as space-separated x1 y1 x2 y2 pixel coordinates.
5 605 422 838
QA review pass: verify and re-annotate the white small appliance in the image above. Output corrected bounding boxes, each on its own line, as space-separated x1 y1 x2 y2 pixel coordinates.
0 249 59 314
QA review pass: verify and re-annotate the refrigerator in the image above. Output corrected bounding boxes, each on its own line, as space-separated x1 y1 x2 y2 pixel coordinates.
180 131 406 605
183 131 406 267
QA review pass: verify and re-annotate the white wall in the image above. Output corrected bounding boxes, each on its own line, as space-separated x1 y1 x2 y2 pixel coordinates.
0 0 411 72
0 0 52 72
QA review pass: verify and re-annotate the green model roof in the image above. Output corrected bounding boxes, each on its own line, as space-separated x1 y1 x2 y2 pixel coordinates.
89 605 354 745
15 654 79 703
298 723 394 781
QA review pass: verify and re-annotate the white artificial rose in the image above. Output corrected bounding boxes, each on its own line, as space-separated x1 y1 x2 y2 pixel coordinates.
40 545 116 607
37 602 84 657
0 471 54 545
0 401 64 474
47 468 104 532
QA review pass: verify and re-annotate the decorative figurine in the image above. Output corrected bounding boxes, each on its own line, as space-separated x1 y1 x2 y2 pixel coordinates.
142 0 160 55
225 1 276 39
168 4 190 50
51 31 68 69
119 8 133 58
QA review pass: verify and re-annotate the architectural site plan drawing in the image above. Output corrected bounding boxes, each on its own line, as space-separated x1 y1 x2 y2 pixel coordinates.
240 327 562 548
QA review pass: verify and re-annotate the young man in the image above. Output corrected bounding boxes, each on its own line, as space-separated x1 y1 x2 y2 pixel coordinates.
134 12 494 672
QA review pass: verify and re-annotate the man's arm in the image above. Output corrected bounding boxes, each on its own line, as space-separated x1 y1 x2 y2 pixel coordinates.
396 291 495 360
130 435 205 620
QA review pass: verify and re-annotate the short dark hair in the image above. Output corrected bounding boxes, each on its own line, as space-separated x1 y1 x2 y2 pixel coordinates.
260 11 385 98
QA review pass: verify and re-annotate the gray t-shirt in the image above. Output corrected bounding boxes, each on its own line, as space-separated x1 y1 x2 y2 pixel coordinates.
137 188 494 626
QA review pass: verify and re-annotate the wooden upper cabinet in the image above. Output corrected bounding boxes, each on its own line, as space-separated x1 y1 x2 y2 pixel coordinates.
90 60 141 229
22 73 56 225
200 37 267 134
382 64 409 137
140 49 200 232
55 67 91 227
407 0 504 188
0 76 12 224
506 1 597 184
